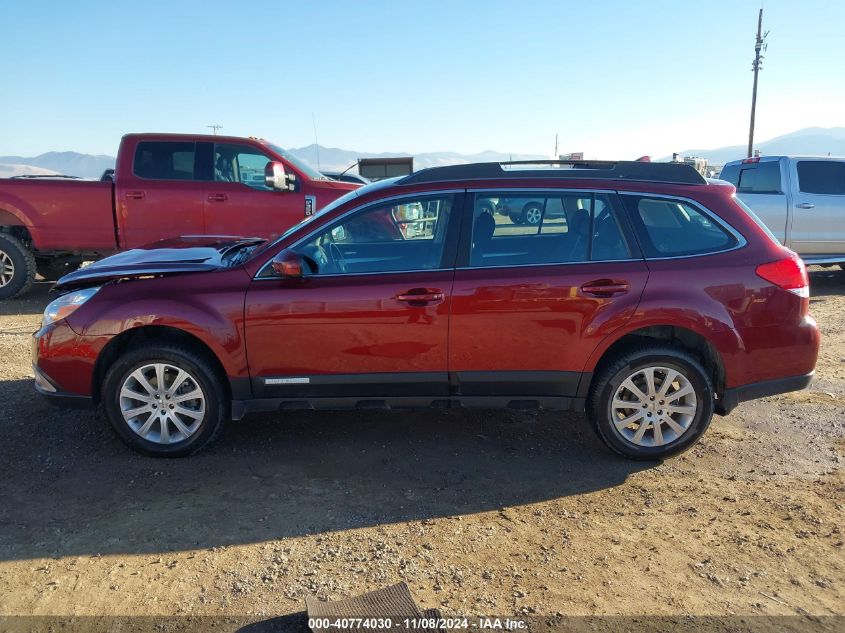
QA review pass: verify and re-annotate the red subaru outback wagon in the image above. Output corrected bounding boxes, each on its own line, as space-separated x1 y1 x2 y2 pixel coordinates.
33 160 819 459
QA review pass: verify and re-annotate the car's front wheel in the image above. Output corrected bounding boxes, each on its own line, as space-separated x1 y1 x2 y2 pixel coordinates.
102 344 227 457
522 202 544 226
587 346 714 460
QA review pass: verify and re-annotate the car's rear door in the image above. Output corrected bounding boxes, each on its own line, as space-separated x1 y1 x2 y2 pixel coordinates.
789 159 845 256
244 191 463 400
117 140 208 248
448 190 648 400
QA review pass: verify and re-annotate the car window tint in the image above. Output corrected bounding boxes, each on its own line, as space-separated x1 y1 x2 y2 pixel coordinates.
719 164 739 186
626 196 737 257
133 142 197 180
296 195 454 275
736 162 781 194
797 161 845 195
469 192 630 267
214 143 272 189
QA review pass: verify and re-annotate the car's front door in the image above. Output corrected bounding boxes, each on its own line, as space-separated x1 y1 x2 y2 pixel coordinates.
204 142 306 241
789 159 845 256
448 191 648 399
244 192 462 400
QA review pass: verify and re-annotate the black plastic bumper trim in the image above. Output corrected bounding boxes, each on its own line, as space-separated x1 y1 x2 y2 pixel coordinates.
716 372 814 415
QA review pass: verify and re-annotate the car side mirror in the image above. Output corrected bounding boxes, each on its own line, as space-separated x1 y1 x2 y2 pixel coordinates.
271 249 306 278
265 161 296 191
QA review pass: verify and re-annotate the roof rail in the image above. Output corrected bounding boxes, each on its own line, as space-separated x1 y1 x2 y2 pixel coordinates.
398 160 707 186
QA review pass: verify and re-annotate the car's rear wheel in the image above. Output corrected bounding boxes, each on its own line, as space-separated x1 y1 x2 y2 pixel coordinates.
0 233 36 299
587 346 714 460
102 345 227 457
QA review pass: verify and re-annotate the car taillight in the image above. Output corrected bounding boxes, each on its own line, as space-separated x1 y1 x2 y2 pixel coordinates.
755 254 809 298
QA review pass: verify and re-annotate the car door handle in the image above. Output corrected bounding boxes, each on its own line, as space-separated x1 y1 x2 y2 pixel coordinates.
208 193 228 202
580 280 629 297
795 202 814 209
125 191 145 200
396 288 445 306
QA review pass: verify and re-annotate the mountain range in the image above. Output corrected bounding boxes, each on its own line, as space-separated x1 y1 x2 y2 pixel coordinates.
658 127 845 165
2 127 843 179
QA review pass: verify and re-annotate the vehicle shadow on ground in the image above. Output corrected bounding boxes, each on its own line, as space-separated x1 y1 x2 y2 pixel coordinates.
0 282 53 319
809 267 845 300
0 376 651 563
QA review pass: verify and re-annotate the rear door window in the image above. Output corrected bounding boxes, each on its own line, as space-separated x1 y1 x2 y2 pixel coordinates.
797 161 845 195
623 196 738 258
728 161 782 193
468 192 632 267
133 142 198 180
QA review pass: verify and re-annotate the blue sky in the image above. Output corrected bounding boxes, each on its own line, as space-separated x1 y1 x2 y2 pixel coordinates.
1 0 843 158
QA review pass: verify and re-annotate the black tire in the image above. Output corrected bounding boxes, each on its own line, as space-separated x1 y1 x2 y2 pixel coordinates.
102 344 228 457
522 202 544 226
0 233 36 299
478 200 497 217
36 259 81 281
508 210 524 225
587 345 714 460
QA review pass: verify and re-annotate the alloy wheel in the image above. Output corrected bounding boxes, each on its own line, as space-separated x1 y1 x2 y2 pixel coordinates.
0 250 14 288
119 363 206 444
610 366 698 447
524 206 543 225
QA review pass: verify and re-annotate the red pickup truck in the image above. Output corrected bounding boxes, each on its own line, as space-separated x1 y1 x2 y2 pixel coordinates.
0 133 358 298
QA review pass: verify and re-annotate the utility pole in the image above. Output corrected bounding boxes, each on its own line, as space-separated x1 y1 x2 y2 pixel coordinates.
207 124 223 135
554 133 559 159
747 8 768 158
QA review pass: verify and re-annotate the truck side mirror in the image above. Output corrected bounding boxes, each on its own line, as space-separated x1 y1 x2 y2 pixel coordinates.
271 249 305 278
265 161 296 191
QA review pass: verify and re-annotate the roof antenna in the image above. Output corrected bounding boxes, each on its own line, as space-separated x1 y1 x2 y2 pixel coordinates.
311 113 321 172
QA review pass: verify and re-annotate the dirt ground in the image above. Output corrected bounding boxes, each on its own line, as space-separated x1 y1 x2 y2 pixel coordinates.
0 270 843 627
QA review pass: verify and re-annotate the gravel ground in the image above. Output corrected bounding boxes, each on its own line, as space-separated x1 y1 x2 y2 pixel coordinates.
0 271 843 625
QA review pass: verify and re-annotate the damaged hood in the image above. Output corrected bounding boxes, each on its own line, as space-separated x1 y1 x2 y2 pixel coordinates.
55 235 265 290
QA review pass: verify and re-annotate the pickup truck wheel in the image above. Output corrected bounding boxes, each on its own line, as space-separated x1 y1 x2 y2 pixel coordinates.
0 233 36 299
103 345 227 457
587 346 714 460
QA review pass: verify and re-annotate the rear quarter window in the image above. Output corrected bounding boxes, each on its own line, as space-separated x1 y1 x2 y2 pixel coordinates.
622 196 738 258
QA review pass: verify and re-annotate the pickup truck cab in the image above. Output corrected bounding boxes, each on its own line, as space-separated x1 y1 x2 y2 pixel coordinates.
0 133 358 298
720 156 845 266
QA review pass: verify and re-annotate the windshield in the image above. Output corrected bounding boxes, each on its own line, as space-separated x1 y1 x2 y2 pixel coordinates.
267 143 327 181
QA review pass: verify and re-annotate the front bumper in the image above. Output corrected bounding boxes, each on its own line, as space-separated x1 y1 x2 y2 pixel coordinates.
32 321 105 408
33 362 94 408
716 371 814 415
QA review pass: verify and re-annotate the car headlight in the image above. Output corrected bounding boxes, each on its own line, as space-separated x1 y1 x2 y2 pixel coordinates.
42 286 101 328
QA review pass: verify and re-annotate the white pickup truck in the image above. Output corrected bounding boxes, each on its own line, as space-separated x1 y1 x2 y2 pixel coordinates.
720 156 845 267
